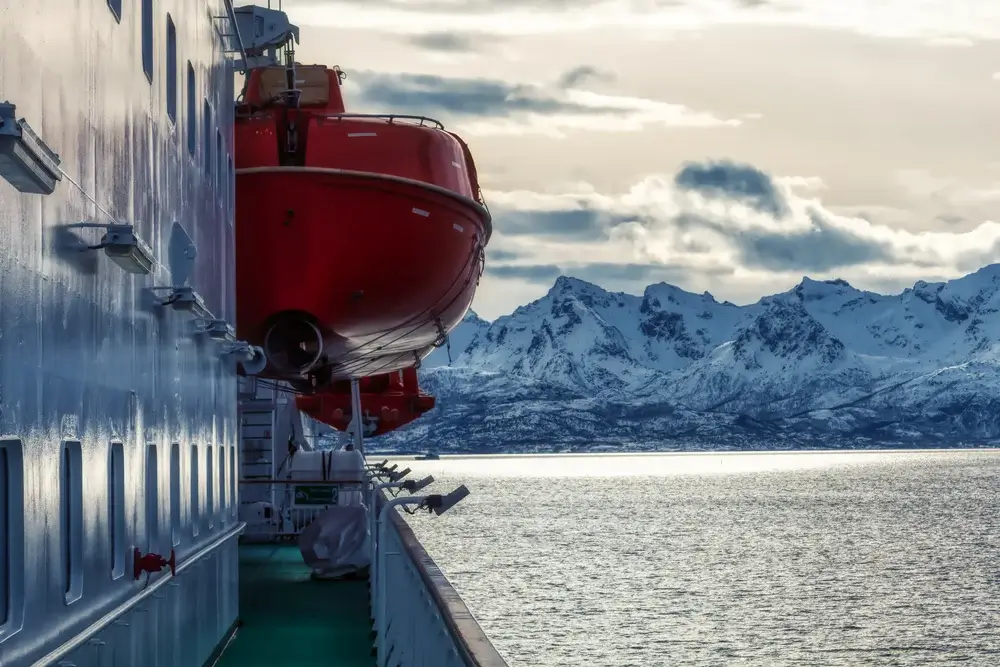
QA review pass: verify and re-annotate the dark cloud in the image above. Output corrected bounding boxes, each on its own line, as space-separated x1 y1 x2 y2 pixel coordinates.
352 71 619 118
674 160 789 217
486 264 564 281
557 66 616 89
485 261 733 287
489 160 899 275
407 32 479 51
674 207 892 272
488 248 522 261
496 207 639 240
405 31 502 52
737 210 892 271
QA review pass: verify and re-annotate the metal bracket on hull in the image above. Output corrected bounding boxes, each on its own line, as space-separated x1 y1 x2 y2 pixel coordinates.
73 223 155 275
193 318 237 341
0 102 62 195
232 5 300 70
150 286 212 319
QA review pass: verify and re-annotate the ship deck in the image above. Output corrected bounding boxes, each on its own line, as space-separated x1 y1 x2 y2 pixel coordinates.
215 544 374 667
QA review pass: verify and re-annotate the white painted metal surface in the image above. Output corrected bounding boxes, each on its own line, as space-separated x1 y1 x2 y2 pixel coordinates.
0 0 242 664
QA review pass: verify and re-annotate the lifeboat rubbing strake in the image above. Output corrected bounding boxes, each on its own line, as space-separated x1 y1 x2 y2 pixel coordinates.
234 63 491 390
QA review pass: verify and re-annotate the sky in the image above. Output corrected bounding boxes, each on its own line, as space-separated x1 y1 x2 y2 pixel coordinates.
237 0 1000 320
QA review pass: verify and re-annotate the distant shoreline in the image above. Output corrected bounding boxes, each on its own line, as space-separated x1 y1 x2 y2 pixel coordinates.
373 446 1000 460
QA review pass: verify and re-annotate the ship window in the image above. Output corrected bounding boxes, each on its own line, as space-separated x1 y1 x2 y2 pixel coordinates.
227 156 234 223
141 0 153 83
0 445 8 625
145 444 159 551
229 444 237 517
206 447 214 529
0 439 24 630
107 0 122 23
190 445 200 538
187 63 196 156
62 441 83 605
166 15 177 123
218 447 226 522
170 443 181 547
216 130 223 198
203 100 212 176
109 442 126 580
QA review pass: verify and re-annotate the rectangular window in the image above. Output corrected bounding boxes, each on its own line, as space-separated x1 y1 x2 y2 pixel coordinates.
218 446 226 522
216 130 224 199
0 445 7 625
108 0 122 22
109 442 126 579
187 63 196 155
62 441 83 604
1 440 23 631
170 444 181 547
203 100 212 175
229 445 237 517
145 445 159 551
206 447 214 529
190 445 200 538
166 15 177 123
141 0 153 83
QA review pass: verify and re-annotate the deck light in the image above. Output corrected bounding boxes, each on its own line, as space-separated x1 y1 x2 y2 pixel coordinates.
151 286 212 319
195 319 236 342
98 224 155 275
0 102 62 195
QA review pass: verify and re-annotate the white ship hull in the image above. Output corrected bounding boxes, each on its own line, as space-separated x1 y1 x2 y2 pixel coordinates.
0 0 240 664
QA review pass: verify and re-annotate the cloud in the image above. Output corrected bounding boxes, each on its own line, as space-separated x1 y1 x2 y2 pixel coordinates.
674 160 788 217
481 160 1000 305
288 0 1000 42
557 66 615 89
348 70 742 137
406 31 486 51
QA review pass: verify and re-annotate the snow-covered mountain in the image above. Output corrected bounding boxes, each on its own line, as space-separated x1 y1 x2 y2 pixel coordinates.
381 264 1000 452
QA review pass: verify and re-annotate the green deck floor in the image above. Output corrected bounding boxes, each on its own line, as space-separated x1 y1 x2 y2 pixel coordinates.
215 544 375 667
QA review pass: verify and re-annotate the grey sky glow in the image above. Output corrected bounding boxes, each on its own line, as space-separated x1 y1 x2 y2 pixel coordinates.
239 0 1000 319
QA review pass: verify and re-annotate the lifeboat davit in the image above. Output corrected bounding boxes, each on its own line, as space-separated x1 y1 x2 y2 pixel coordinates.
234 64 491 389
296 368 435 437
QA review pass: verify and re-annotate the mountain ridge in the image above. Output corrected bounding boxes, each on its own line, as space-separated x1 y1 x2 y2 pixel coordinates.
399 264 1000 453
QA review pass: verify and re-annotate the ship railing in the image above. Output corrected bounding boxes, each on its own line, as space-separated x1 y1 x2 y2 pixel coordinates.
323 113 446 130
372 489 510 667
237 478 366 539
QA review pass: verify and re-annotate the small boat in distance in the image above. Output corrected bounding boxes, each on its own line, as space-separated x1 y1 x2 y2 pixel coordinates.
415 452 441 460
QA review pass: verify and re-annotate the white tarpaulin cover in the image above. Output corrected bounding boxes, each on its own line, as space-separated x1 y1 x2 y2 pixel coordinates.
297 505 371 579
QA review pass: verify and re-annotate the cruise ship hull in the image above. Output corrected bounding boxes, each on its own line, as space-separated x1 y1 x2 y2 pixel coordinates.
0 0 239 664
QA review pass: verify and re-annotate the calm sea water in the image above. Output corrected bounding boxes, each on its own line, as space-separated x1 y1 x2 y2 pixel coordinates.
390 450 1000 667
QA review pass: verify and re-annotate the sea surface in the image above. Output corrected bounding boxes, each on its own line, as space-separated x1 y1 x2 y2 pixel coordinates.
390 450 1000 667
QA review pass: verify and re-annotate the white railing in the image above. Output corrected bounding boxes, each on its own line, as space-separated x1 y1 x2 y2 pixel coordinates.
370 490 509 667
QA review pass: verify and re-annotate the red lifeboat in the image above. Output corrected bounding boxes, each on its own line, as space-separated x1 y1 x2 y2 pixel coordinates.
296 367 435 437
234 64 490 390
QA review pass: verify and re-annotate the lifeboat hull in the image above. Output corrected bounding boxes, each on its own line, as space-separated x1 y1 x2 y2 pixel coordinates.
235 168 485 381
296 369 435 437
234 65 490 386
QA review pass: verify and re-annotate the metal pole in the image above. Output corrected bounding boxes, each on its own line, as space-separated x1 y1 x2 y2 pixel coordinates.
350 378 364 454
